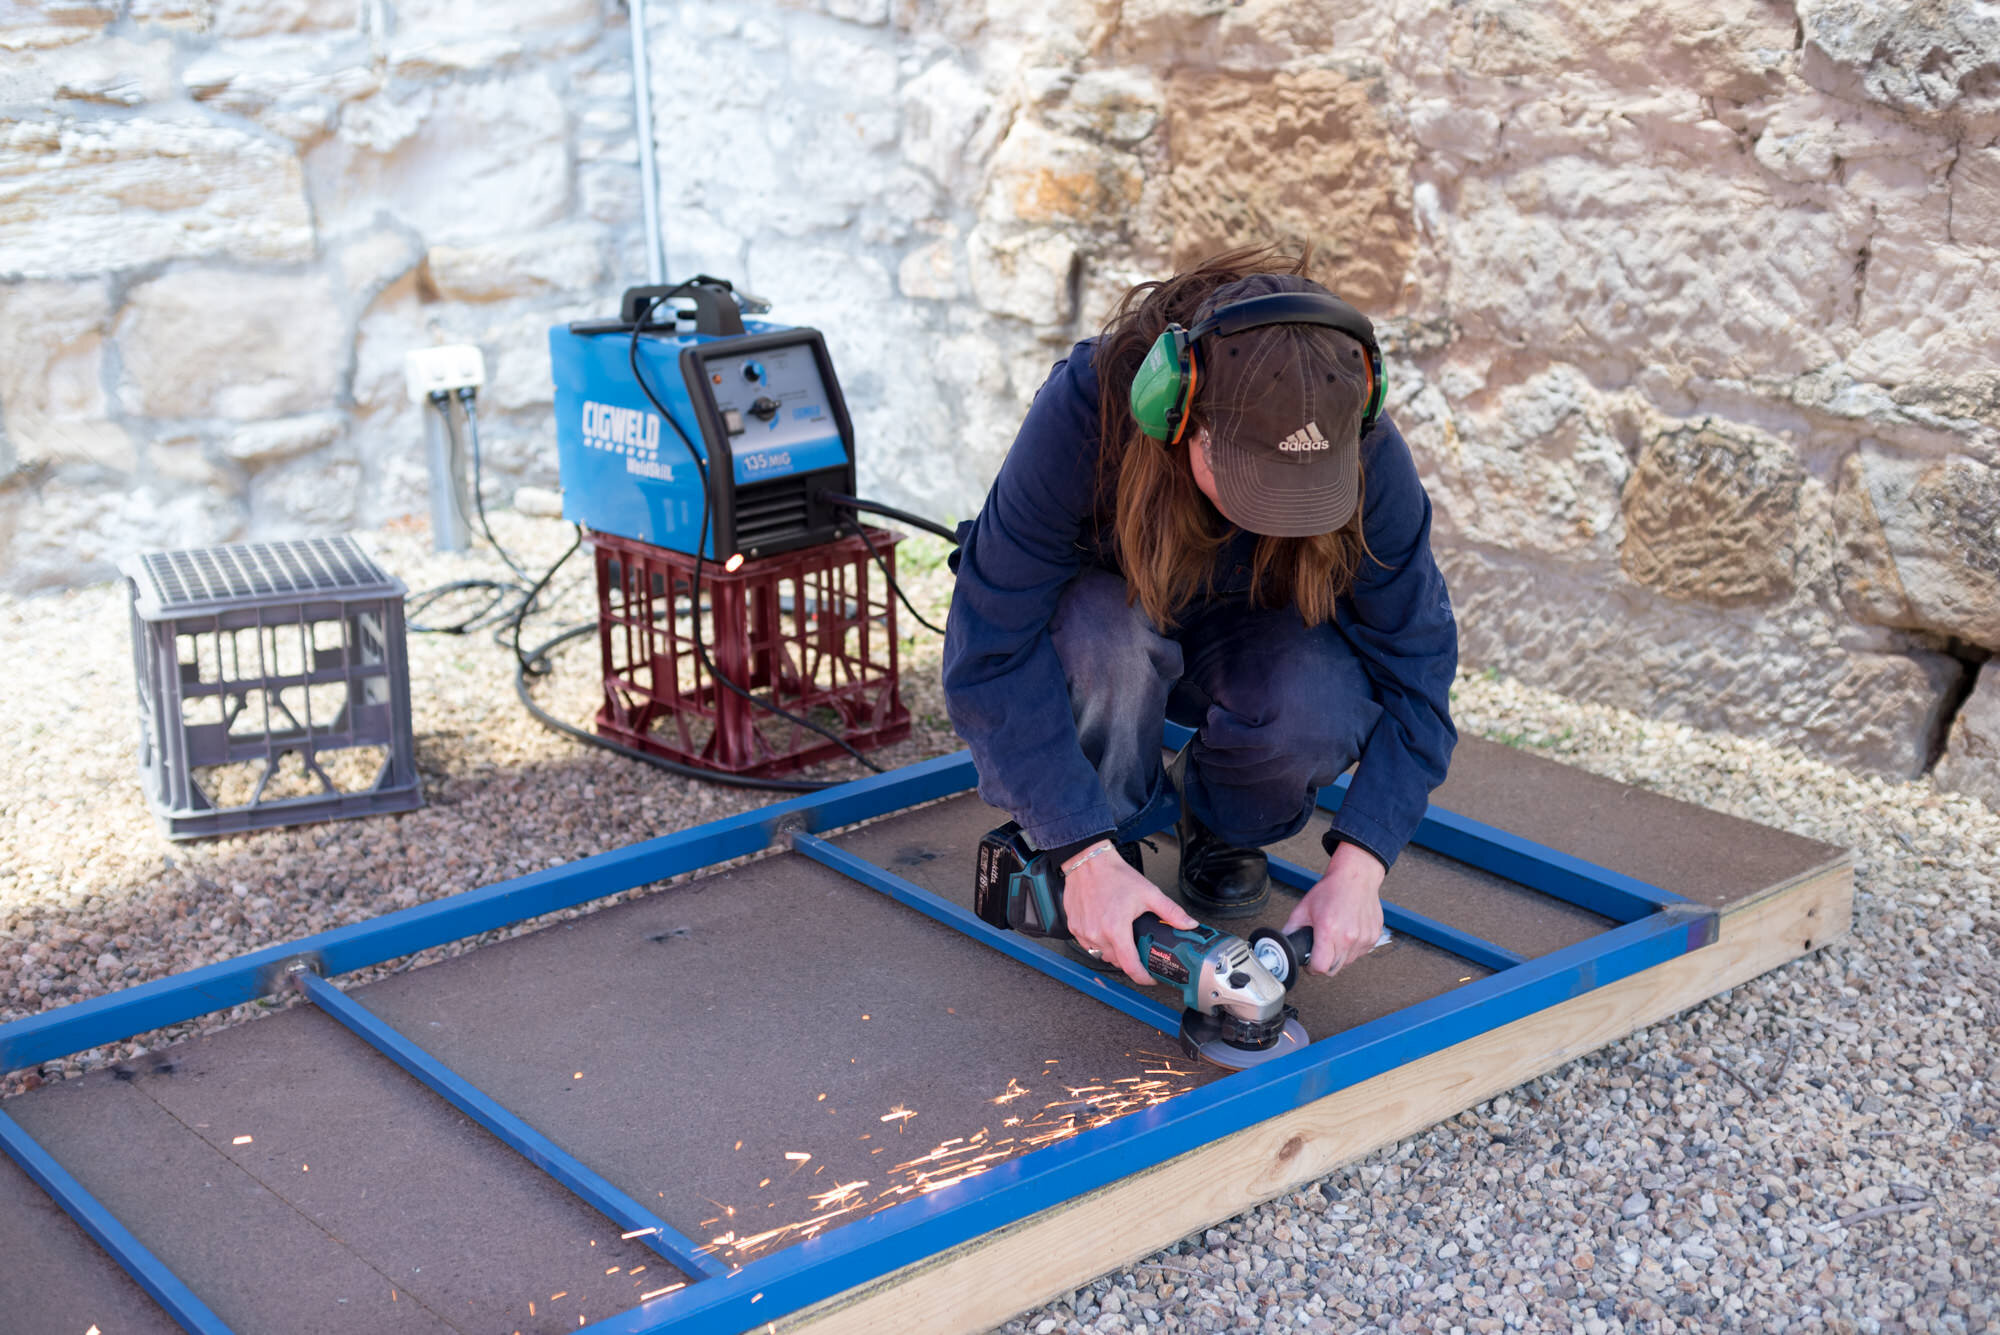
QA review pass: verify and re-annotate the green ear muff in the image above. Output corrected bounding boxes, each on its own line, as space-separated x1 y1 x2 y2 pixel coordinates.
1128 290 1387 444
1130 325 1193 442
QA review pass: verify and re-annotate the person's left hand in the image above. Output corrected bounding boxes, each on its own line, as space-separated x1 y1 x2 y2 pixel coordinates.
1281 841 1386 977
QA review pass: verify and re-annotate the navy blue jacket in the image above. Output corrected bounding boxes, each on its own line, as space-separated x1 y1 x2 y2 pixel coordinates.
942 339 1458 871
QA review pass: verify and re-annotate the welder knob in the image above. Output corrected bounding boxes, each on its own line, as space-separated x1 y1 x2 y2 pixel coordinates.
742 360 765 383
748 395 780 421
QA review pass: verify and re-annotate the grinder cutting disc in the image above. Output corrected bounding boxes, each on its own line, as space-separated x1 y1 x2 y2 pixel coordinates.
1177 1007 1312 1071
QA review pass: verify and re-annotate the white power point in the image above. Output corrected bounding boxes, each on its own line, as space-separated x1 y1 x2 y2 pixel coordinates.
404 345 487 405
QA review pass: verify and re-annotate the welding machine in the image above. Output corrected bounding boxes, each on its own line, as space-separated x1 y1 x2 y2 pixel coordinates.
550 278 858 560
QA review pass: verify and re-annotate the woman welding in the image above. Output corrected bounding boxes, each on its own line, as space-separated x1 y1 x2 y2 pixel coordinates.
942 246 1458 990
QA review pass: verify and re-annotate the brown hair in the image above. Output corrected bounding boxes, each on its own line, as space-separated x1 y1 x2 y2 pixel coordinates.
1093 243 1375 630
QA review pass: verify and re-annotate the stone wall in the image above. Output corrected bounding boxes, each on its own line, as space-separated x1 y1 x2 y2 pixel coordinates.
4 0 1998 800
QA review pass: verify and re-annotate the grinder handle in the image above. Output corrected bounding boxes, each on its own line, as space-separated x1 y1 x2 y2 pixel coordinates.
1248 925 1315 991
1131 913 1217 947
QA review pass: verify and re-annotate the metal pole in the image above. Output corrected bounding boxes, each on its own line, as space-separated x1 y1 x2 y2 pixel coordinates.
422 398 470 553
629 0 666 284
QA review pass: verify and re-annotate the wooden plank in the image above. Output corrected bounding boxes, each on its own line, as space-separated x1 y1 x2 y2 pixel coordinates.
775 857 1852 1335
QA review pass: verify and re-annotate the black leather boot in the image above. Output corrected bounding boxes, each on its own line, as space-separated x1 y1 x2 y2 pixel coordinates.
1168 744 1270 918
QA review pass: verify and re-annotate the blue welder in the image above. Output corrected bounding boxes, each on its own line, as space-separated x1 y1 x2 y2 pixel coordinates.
549 277 859 561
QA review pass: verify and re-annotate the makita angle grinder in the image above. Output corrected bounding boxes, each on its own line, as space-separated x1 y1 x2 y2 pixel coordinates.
975 822 1318 1070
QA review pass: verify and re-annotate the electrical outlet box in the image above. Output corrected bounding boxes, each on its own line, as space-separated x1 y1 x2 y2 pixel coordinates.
404 345 488 404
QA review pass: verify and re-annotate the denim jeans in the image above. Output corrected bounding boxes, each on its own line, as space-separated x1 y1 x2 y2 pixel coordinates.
1046 569 1383 849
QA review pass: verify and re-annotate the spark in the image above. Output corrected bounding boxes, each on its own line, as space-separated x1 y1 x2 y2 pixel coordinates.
629 1266 646 1275
550 1292 567 1301
808 1179 871 1209
232 1135 253 1145
757 1177 770 1187
620 1227 658 1240
733 1140 742 1151
606 1267 620 1275
784 1151 810 1163
573 1072 583 1080
879 1105 917 1124
639 1283 686 1301
991 1078 1031 1105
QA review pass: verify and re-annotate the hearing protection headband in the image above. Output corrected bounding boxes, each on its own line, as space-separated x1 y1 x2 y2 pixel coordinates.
1128 291 1385 444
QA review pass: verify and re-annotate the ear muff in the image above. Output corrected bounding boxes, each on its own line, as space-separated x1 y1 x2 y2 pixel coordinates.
1359 341 1386 434
1131 290 1386 443
1130 324 1194 442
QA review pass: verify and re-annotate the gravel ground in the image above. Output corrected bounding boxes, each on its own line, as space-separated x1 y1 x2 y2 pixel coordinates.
3 512 1996 1333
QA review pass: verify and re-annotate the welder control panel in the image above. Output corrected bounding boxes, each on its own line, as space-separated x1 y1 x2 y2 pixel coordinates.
693 340 843 484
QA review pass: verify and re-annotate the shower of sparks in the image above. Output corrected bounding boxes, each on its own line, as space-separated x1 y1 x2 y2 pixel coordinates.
696 1053 1199 1266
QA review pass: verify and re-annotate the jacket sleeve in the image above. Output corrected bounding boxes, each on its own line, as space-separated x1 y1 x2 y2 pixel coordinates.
941 346 1122 851
1322 415 1460 870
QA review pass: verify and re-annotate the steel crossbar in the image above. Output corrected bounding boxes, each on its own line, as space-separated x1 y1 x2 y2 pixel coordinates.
0 743 1718 1335
788 832 1186 1036
1266 854 1530 973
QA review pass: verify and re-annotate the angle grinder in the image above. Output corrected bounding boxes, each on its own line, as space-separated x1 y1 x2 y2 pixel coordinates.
975 822 1314 1070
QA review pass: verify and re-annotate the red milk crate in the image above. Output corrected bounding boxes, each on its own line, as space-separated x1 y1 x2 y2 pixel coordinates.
592 529 912 777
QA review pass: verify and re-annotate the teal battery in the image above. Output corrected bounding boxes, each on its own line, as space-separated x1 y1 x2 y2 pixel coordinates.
548 317 857 559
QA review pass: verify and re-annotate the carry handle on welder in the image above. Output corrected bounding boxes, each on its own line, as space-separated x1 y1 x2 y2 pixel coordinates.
619 278 747 337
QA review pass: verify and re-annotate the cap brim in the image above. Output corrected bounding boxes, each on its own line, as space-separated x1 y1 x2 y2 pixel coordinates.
1208 431 1358 536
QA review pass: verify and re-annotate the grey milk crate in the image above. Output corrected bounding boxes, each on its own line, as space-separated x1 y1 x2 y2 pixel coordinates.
123 536 423 839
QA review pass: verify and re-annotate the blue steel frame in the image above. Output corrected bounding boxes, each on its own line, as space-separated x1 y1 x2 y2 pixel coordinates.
0 739 1712 1335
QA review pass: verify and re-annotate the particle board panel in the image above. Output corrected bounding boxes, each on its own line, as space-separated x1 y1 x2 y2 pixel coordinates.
775 852 1855 1335
1431 737 1843 910
0 1065 457 1335
347 852 1225 1271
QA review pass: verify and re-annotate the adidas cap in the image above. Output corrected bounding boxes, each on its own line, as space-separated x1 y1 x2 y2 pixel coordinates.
1193 274 1372 537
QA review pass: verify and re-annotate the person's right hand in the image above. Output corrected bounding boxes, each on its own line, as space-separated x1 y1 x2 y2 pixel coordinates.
1063 850 1198 987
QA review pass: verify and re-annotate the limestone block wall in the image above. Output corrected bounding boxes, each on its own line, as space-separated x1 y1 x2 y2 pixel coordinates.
3 0 1998 801
1 0 642 585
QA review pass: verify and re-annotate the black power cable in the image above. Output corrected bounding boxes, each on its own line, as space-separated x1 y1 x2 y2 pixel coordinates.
823 492 959 544
406 393 546 637
840 514 945 637
511 622 851 793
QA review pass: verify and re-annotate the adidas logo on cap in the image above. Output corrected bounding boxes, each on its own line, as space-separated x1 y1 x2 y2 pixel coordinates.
1277 422 1331 453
